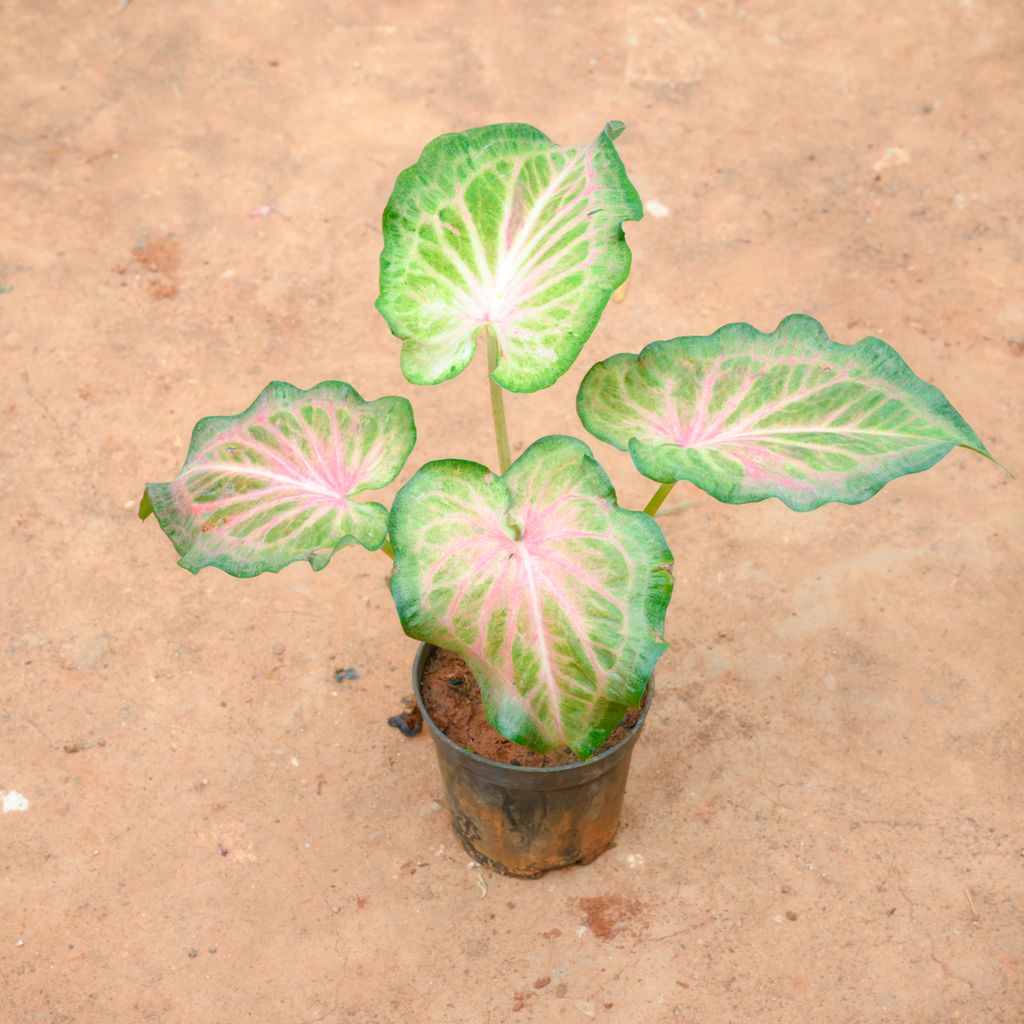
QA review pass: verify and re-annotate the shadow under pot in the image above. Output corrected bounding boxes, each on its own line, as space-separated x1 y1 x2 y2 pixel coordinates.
412 642 653 879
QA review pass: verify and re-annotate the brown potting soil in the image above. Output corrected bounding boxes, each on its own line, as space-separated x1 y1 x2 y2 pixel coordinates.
419 647 642 767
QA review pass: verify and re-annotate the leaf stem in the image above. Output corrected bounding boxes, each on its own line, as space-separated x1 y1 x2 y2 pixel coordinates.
643 482 675 517
484 326 512 474
380 538 394 559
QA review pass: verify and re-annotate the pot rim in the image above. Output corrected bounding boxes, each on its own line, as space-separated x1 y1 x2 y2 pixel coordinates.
411 642 655 777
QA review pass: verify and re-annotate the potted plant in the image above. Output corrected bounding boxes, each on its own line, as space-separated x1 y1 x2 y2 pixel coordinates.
140 121 996 878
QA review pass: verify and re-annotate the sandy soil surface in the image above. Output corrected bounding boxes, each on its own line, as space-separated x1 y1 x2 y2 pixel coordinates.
2 1 1022 1021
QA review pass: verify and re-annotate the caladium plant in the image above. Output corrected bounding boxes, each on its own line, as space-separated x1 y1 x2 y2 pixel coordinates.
140 120 997 760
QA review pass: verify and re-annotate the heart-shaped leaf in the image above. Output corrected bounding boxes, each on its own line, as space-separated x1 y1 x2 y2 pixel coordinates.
141 381 416 576
389 435 673 758
376 121 642 394
577 314 994 511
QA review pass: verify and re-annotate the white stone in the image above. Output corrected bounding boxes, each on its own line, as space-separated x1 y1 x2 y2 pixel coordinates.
2 791 29 814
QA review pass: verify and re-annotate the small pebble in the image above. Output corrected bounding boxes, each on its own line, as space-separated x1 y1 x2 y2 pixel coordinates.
334 666 360 682
187 947 198 958
2 791 29 814
208 946 217 954
786 910 798 921
534 976 551 990
331 906 341 914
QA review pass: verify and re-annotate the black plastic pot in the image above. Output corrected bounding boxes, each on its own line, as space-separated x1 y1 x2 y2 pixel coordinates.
412 643 653 878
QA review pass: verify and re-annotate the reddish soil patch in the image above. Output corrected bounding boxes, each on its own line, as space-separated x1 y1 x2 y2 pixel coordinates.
127 233 181 299
577 894 647 940
419 647 642 767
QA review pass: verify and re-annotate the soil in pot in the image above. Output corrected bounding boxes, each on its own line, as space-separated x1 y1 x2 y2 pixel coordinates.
420 647 642 768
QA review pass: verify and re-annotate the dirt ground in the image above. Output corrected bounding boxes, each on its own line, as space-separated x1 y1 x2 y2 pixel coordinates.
2 1 1022 1021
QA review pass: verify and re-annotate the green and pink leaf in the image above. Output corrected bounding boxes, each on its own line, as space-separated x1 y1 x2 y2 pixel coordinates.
141 381 416 576
376 121 642 394
389 436 673 758
577 314 994 511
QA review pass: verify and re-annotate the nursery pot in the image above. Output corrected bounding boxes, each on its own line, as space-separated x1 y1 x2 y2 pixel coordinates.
412 643 653 879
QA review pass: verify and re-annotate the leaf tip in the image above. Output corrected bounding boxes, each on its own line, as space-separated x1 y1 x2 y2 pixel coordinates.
138 488 154 521
974 444 1011 478
604 120 628 141
308 547 334 572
